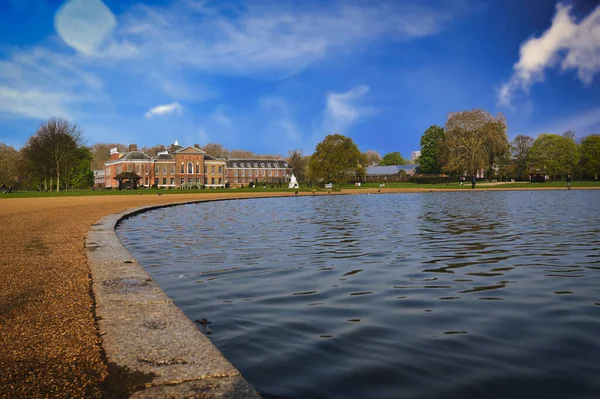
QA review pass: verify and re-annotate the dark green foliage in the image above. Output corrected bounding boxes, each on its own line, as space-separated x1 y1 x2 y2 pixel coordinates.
419 125 445 173
379 152 407 166
308 134 367 185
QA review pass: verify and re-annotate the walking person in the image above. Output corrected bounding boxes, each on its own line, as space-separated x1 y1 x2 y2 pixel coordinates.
567 174 572 190
471 174 476 189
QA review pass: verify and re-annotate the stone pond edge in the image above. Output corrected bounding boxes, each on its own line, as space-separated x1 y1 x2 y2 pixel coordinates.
85 198 262 398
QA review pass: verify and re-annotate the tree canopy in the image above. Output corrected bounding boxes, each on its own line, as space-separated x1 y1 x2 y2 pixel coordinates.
379 152 407 166
579 134 600 179
308 134 367 185
286 149 310 182
0 143 21 187
511 135 534 180
364 150 381 166
419 125 445 173
527 133 579 178
21 118 84 192
441 110 508 177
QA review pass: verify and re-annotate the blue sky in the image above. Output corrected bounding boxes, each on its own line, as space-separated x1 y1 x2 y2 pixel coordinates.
1 0 600 158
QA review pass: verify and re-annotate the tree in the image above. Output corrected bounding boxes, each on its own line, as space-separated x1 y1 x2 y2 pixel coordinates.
364 150 381 166
21 118 83 192
0 143 21 187
419 125 445 173
90 143 127 170
580 134 600 180
69 146 94 189
379 152 407 166
229 149 256 158
308 134 367 186
202 143 229 158
511 135 534 180
527 133 579 178
441 110 508 177
286 149 309 182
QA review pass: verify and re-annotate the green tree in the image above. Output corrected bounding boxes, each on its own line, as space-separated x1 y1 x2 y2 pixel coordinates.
527 133 579 179
69 146 94 189
419 125 445 173
21 118 83 192
308 134 367 186
286 149 310 182
580 134 600 180
379 152 407 166
511 135 534 180
441 110 508 177
0 143 21 187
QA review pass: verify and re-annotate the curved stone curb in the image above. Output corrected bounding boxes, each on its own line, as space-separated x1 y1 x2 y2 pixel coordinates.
85 201 261 398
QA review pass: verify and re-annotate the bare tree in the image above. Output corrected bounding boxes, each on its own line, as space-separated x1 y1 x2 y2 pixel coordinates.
364 150 381 166
0 143 21 187
90 143 127 170
229 149 256 158
202 143 229 158
562 130 576 142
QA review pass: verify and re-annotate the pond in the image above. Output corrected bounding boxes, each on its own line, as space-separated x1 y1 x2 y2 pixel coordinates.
116 191 600 399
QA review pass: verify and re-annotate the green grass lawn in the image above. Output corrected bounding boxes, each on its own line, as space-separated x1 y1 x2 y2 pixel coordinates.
2 180 599 199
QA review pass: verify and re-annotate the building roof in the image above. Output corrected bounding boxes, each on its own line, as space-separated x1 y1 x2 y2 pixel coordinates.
226 159 290 168
105 151 152 165
366 164 418 175
153 152 174 161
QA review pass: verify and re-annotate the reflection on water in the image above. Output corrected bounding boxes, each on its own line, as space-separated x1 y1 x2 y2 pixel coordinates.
117 191 600 399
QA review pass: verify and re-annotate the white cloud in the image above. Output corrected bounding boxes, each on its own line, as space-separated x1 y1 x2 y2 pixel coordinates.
522 105 600 137
144 102 183 119
324 85 373 133
500 3 600 105
0 87 72 119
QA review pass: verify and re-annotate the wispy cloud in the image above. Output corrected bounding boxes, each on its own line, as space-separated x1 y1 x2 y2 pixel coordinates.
107 1 454 75
324 85 373 133
144 102 183 119
499 2 600 105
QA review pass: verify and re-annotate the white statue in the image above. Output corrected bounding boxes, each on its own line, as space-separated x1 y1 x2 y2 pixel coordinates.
288 173 299 189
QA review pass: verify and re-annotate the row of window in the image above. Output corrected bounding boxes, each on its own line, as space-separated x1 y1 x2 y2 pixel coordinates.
233 169 285 177
154 164 223 175
153 177 224 185
231 162 287 168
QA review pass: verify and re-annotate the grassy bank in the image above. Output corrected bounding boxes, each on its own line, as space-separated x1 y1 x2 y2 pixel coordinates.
2 180 600 199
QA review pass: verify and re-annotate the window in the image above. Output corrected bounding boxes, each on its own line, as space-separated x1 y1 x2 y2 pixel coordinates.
170 178 175 185
204 177 208 184
116 165 122 174
241 170 245 177
233 163 237 167
162 178 166 185
248 170 252 177
253 163 258 167
239 163 244 167
196 178 200 183
218 166 222 173
187 162 193 174
154 178 159 185
268 170 272 177
234 170 238 176
234 178 238 183
211 166 215 174
163 166 167 174
155 166 159 174
188 178 192 183
218 177 222 184
260 163 265 167
180 163 184 173
144 177 148 185
267 163 271 168
136 164 140 173
171 166 175 174
195 163 199 173
211 178 215 184
180 178 185 184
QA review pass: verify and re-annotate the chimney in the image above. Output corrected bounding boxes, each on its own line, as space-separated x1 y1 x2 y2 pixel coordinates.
194 144 200 149
129 144 138 152
160 145 165 151
109 147 119 161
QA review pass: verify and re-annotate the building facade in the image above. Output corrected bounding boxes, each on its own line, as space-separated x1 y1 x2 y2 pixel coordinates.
224 159 293 187
104 143 226 189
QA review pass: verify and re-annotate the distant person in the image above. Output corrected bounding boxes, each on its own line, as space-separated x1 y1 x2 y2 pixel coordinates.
471 175 476 189
1 184 5 193
567 174 572 190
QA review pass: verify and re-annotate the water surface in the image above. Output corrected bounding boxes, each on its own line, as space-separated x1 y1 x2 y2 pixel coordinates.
117 191 600 399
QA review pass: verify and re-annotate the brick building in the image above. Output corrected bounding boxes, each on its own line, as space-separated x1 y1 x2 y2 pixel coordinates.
225 159 293 187
104 143 226 189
